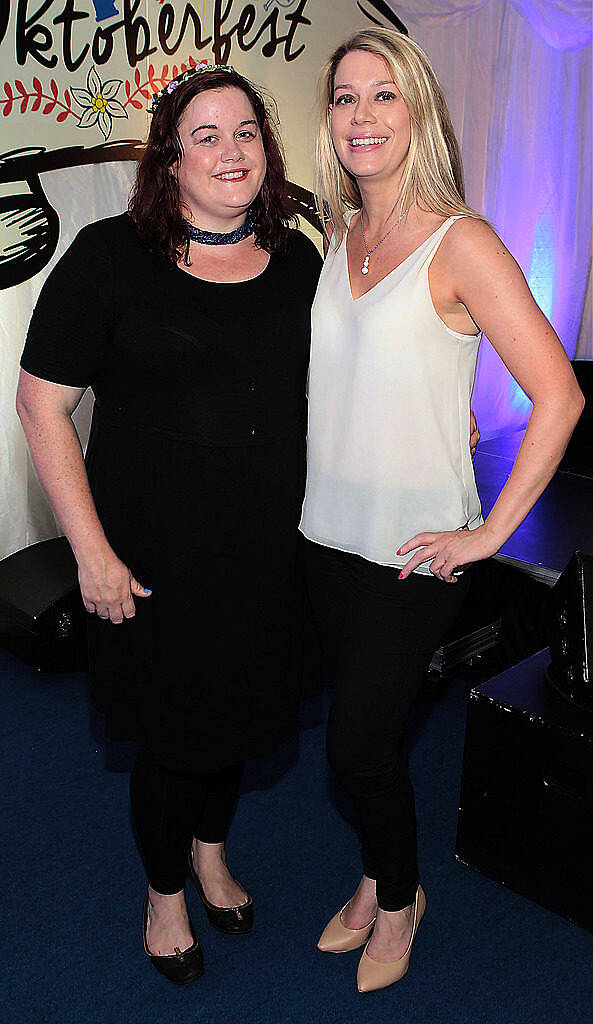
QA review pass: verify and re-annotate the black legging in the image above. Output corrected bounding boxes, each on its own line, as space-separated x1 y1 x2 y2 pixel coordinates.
305 539 470 912
130 748 244 894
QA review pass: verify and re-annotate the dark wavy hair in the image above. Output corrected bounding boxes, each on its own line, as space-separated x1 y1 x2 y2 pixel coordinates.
129 69 295 263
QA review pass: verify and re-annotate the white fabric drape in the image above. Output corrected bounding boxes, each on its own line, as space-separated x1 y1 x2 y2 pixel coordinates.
576 251 592 359
1 162 136 558
390 0 592 436
395 0 592 47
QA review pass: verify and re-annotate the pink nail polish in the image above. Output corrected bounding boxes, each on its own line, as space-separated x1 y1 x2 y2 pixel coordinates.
396 548 401 555
398 571 404 580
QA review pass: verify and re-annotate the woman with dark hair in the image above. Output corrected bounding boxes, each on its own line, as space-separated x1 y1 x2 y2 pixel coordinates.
16 63 322 985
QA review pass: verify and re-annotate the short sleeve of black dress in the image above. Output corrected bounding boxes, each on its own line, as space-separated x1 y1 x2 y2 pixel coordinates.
21 222 114 388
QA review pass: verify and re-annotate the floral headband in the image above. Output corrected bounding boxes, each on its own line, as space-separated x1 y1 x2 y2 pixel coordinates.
149 60 237 114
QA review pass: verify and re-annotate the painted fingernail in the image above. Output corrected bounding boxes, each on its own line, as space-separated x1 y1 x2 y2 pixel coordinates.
398 572 404 580
144 588 152 594
396 548 401 555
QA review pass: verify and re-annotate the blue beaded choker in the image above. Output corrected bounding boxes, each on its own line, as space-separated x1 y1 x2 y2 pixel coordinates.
183 207 256 245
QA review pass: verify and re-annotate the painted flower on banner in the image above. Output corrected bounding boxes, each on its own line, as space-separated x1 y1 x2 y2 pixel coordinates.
71 66 128 140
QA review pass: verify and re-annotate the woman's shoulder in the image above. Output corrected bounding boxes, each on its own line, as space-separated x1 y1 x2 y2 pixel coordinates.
37 214 153 311
435 215 524 298
67 214 161 287
284 226 323 258
281 227 324 277
440 215 506 260
73 212 139 251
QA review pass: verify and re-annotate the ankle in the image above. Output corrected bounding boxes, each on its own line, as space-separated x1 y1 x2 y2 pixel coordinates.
376 899 414 916
193 840 226 872
352 876 377 903
148 886 185 908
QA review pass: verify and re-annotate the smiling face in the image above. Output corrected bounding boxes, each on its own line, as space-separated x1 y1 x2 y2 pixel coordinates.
330 49 411 192
176 86 267 231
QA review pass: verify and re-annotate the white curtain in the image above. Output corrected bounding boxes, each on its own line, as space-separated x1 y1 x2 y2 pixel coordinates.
1 162 136 559
391 0 592 435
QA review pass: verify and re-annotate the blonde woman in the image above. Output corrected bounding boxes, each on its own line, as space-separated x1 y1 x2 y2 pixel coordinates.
299 28 583 993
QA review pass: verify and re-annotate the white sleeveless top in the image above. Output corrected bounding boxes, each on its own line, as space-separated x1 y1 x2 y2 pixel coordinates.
299 214 483 575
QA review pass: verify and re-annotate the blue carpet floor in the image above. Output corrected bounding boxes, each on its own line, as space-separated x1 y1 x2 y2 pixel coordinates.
1 646 591 1024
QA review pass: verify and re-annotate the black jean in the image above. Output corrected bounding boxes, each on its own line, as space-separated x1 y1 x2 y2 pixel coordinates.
304 539 470 911
130 748 244 894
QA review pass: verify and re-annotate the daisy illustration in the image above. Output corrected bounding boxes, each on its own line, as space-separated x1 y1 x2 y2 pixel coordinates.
72 66 128 140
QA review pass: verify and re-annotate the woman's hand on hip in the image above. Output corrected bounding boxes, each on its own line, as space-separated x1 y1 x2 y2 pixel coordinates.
78 549 152 624
397 524 497 583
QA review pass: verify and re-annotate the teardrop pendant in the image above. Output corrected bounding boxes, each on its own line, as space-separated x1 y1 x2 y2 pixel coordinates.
361 255 370 276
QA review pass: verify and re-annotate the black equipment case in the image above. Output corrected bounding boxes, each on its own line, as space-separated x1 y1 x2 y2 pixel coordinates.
456 648 592 930
0 537 87 672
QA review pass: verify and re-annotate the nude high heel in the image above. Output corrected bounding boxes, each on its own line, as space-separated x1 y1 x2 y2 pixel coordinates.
317 903 376 953
356 885 426 992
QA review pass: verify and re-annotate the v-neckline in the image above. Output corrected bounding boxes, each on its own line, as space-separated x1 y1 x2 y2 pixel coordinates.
345 214 454 303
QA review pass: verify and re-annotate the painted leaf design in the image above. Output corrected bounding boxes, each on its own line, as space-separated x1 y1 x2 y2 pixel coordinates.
101 79 122 100
2 85 13 115
78 107 99 129
71 87 92 108
98 109 111 139
108 99 128 118
88 66 102 96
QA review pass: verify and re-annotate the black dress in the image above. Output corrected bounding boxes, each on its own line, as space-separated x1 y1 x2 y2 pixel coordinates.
21 214 322 772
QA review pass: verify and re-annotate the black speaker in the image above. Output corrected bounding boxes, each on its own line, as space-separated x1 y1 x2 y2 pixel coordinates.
546 551 592 713
0 537 87 672
456 649 592 930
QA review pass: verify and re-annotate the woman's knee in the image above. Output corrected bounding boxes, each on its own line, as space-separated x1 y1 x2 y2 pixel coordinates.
326 717 408 791
325 723 356 783
325 718 377 787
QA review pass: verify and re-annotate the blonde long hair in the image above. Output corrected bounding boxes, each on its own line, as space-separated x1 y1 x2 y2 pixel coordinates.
315 27 484 244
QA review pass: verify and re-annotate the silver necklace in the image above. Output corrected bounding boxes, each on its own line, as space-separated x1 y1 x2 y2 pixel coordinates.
360 206 409 275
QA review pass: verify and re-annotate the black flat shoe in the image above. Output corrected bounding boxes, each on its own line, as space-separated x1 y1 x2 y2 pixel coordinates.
187 850 254 934
142 894 204 984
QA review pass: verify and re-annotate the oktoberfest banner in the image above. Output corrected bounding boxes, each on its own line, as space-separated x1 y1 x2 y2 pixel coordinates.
0 0 407 289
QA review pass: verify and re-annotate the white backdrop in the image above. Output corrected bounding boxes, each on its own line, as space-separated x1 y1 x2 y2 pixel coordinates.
393 0 592 433
1 162 137 559
1 0 591 560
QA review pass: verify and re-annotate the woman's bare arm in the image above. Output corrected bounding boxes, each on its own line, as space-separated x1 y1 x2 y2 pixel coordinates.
399 219 584 580
16 369 151 622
